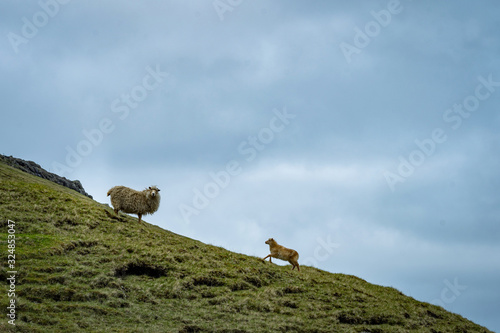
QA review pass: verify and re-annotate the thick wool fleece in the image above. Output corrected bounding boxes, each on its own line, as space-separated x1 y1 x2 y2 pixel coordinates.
107 186 160 216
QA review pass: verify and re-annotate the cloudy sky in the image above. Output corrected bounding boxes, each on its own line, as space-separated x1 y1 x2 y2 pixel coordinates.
2 0 499 330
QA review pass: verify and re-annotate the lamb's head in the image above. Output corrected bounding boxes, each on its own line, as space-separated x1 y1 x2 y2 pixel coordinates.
147 186 161 199
265 238 276 245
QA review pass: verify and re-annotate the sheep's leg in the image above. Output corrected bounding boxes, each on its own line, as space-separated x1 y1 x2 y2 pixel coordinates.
138 213 142 224
113 208 119 215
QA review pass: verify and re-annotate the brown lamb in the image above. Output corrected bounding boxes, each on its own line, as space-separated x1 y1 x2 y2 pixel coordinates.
262 238 300 271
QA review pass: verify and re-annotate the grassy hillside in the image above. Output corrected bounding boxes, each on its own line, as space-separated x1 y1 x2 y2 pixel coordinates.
0 161 493 333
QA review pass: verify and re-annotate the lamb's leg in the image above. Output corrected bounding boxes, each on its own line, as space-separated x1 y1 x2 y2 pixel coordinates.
262 254 272 263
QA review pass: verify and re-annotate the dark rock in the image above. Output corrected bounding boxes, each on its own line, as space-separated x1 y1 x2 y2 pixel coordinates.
0 154 93 199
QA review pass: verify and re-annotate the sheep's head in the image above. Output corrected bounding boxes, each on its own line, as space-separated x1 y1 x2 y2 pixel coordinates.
265 238 275 245
148 186 161 198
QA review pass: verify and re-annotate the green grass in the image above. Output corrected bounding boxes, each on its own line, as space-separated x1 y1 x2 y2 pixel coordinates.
0 161 493 332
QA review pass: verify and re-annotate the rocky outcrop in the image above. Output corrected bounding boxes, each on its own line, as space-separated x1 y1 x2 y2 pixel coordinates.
0 154 92 199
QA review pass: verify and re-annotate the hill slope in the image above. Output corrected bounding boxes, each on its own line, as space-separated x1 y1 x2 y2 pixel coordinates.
0 161 493 333
0 154 92 198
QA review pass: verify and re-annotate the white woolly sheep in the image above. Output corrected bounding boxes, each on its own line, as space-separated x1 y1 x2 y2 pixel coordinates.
107 185 161 223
